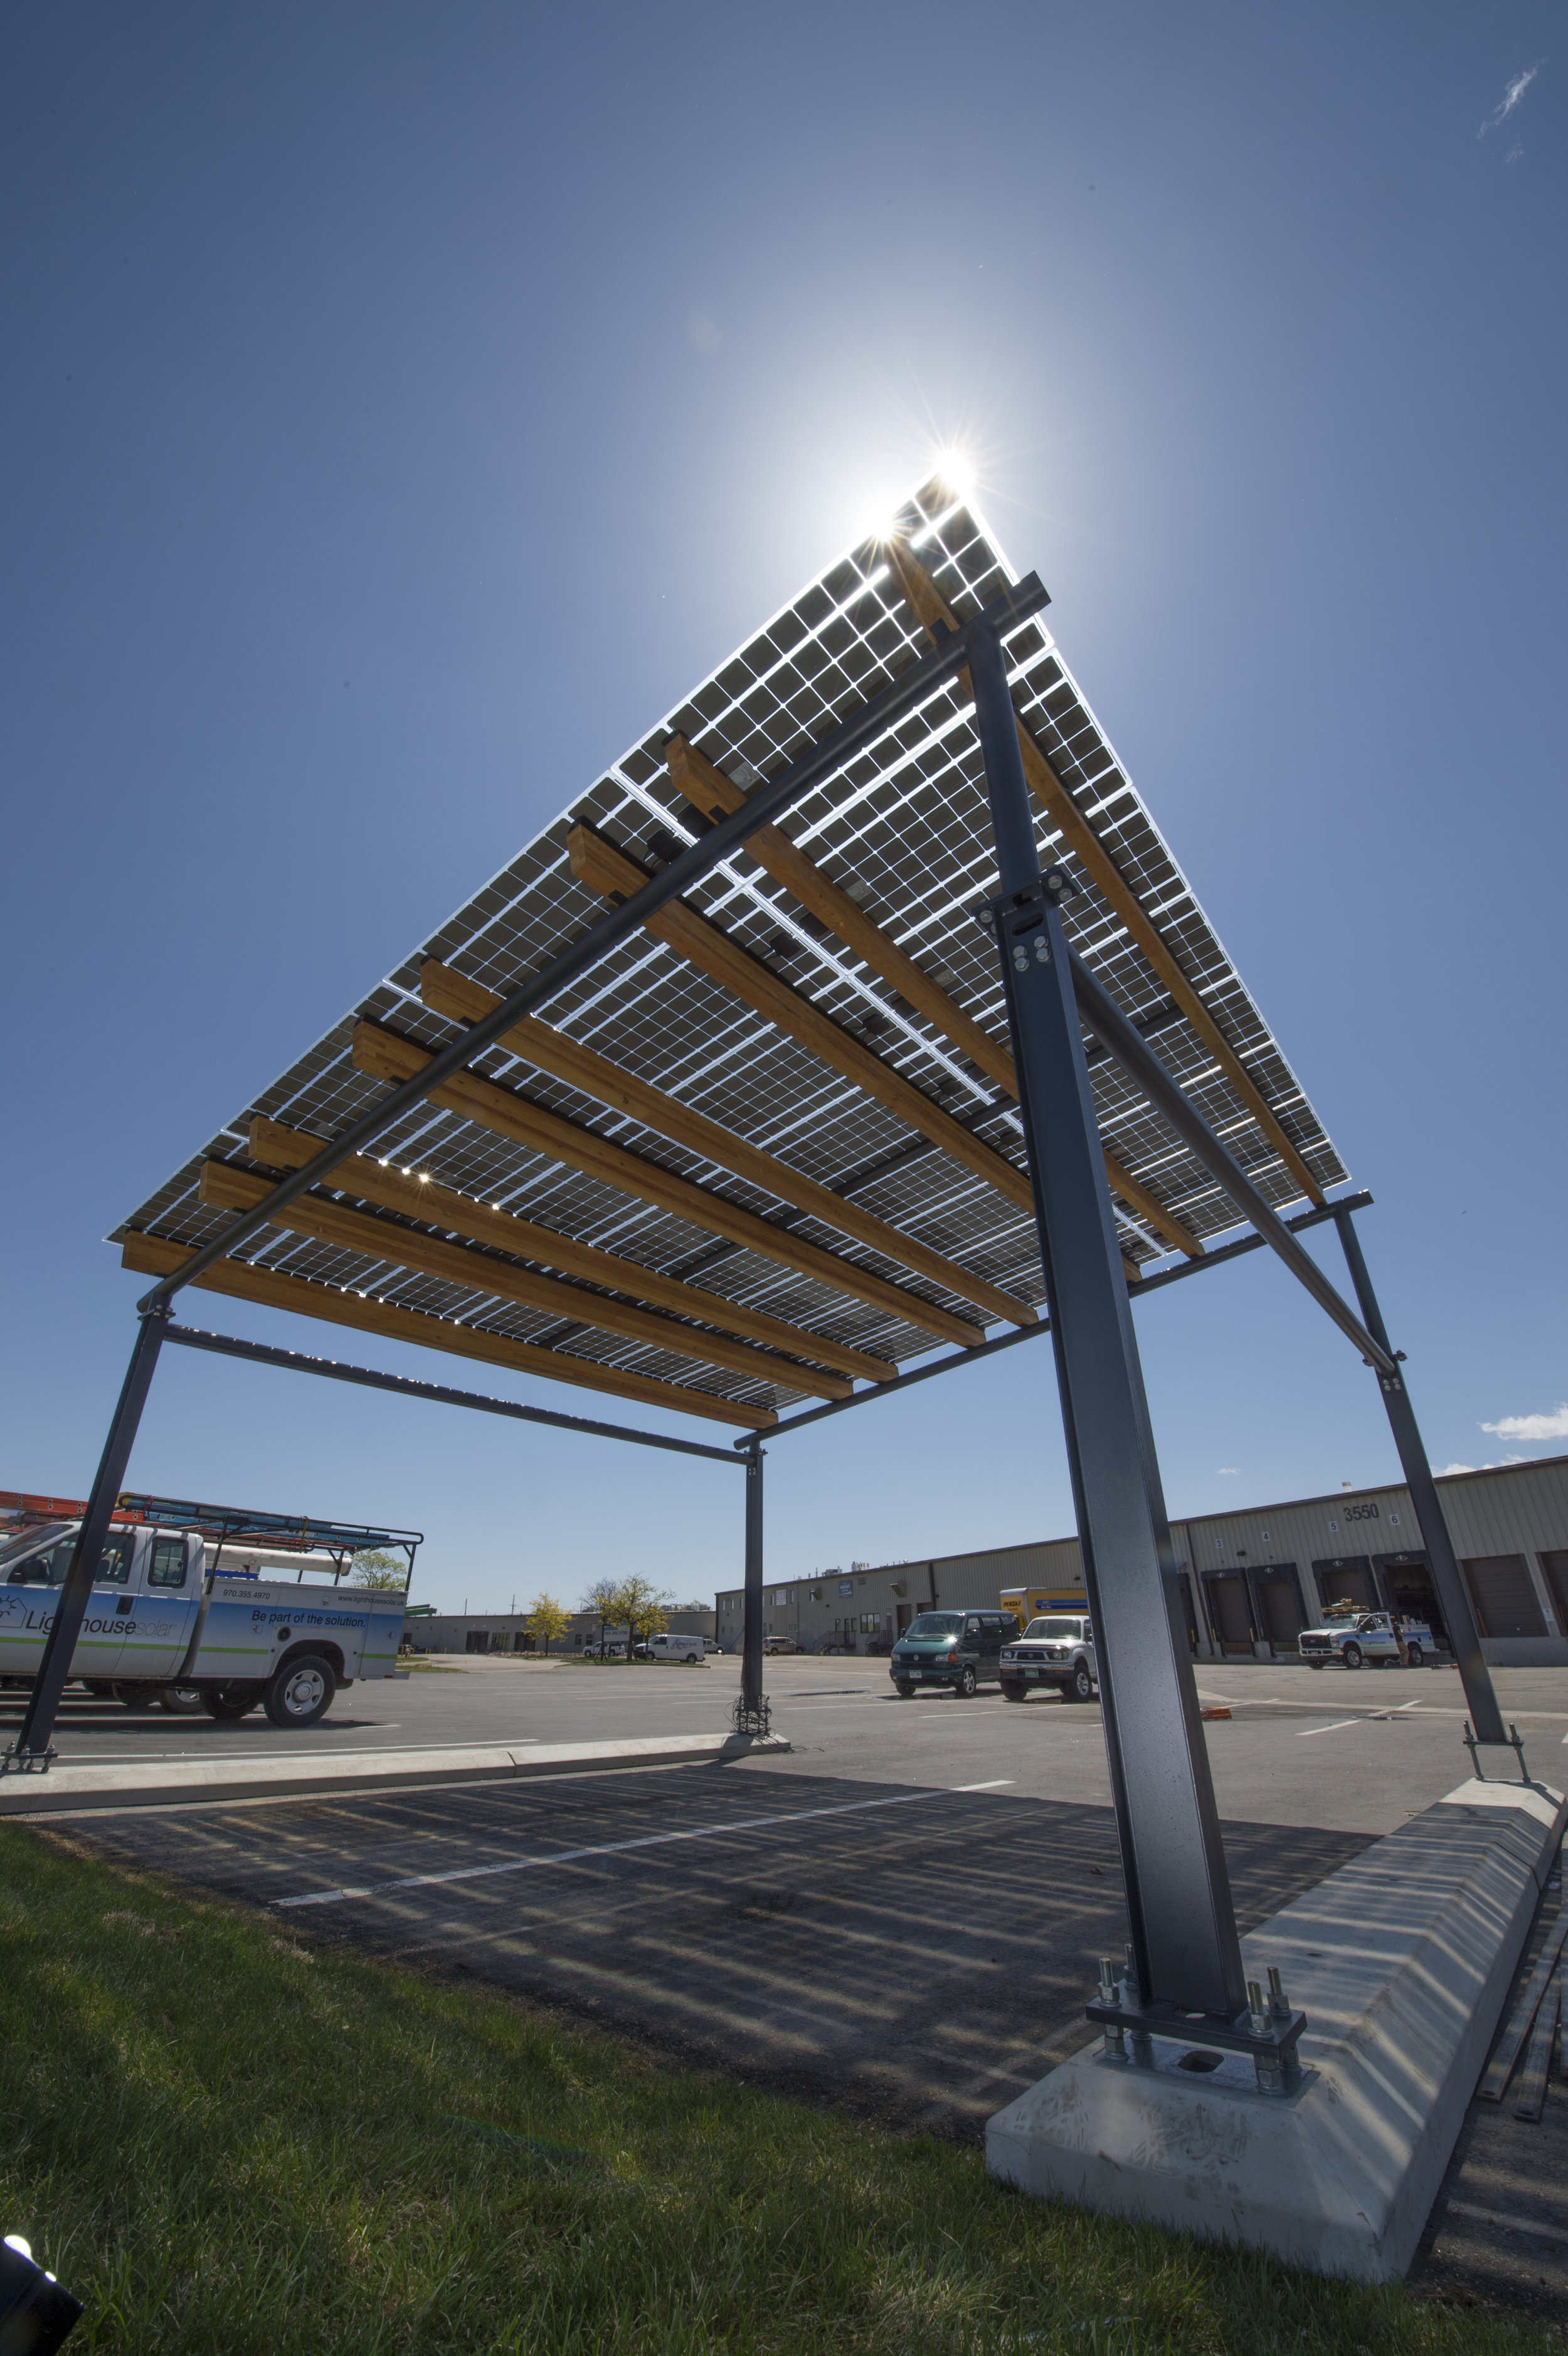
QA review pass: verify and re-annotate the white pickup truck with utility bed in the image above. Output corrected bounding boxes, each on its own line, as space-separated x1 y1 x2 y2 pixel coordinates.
1298 1610 1432 1670
0 1517 407 1726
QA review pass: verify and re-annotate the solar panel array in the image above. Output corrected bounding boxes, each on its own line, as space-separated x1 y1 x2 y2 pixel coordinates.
116 480 1347 1428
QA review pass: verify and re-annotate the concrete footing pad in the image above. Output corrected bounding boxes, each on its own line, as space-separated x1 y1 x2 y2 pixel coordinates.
987 1776 1566 2279
0 1730 789 1816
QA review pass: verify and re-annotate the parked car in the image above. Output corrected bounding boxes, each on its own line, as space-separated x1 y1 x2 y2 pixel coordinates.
889 1610 1019 1697
762 1636 799 1655
1298 1611 1431 1669
998 1615 1098 1703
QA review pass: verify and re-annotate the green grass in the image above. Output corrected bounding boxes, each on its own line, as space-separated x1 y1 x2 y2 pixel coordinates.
0 1824 1546 2355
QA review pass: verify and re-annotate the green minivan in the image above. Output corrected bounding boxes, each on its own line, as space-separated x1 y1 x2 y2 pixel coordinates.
889 1609 1020 1697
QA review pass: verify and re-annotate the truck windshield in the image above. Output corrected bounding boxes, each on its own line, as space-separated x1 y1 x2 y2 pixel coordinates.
0 1524 69 1570
1024 1618 1084 1640
905 1613 961 1637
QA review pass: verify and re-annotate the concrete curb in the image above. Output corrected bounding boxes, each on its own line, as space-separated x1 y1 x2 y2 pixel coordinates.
0 1730 790 1817
987 1775 1567 2280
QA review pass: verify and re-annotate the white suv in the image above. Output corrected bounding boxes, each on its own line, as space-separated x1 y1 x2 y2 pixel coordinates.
999 1615 1098 1703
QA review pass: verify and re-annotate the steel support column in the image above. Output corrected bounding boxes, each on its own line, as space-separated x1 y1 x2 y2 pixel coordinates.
6 1310 169 1769
970 620 1246 2016
1334 1209 1505 1744
736 1441 768 1736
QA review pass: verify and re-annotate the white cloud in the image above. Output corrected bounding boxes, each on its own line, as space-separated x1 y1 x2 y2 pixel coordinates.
1479 61 1542 136
1480 1403 1568 1441
1436 1462 1476 1476
1217 1467 1239 1477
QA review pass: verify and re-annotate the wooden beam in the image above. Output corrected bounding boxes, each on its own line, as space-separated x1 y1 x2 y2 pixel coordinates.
418 959 1037 1329
118 1232 776 1430
884 536 1325 1207
658 744 1200 1263
246 1113 896 1386
569 824 1039 1215
351 1019 983 1349
668 734 1018 1091
196 1158 852 1401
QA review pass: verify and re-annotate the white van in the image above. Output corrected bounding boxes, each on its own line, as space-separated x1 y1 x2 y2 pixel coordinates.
644 1630 708 1664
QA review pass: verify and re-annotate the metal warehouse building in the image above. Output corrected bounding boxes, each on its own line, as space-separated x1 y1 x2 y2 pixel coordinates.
716 1455 1568 1668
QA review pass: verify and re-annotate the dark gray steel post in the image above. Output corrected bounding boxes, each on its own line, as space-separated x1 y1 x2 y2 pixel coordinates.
1334 1209 1505 1744
969 621 1246 2015
6 1310 169 1768
738 1441 767 1734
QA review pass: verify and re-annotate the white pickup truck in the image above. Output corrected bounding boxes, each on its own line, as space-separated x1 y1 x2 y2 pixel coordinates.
1298 1610 1432 1670
0 1518 406 1726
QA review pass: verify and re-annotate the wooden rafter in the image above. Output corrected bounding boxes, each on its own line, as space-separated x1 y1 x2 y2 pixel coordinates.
246 1113 896 1386
569 825 1037 1212
661 736 1200 1261
351 1019 983 1349
196 1159 853 1401
418 959 1036 1329
119 1232 776 1430
883 536 1325 1207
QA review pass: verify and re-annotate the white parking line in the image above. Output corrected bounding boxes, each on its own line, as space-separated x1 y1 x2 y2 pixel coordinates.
1295 1719 1365 1738
276 1779 1017 1910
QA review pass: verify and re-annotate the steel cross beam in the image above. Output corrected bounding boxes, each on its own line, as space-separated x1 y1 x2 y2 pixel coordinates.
134 571 1049 1317
750 1192 1376 1445
1333 1211 1505 1744
1066 955 1396 1376
968 618 1248 2020
159 1325 746 1466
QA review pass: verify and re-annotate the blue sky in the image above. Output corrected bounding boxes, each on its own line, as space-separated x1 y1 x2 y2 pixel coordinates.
3 4 1562 1613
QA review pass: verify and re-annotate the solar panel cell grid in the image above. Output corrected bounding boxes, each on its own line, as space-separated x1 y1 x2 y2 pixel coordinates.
116 482 1345 1425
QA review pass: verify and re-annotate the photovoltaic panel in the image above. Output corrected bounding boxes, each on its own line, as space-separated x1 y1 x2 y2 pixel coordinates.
115 479 1347 1428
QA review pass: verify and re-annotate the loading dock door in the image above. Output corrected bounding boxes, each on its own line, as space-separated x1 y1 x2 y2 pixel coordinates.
1249 1564 1307 1650
1462 1555 1547 1640
1313 1557 1377 1615
1542 1552 1568 1634
1202 1573 1254 1652
1374 1551 1449 1647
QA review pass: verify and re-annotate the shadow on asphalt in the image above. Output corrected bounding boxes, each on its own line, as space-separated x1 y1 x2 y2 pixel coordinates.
68 1764 1369 2139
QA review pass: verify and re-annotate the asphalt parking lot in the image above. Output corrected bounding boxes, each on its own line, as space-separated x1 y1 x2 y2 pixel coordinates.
29 1648 1568 2315
17 1649 1568 1838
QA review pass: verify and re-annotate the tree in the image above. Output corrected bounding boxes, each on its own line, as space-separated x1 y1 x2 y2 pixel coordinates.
615 1574 670 1658
527 1592 571 1656
581 1577 622 1658
351 1547 407 1591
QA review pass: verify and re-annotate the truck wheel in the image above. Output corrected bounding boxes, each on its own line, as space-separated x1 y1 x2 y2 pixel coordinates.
264 1654 336 1729
158 1684 206 1714
1341 1642 1364 1670
1405 1642 1424 1667
894 1680 916 1697
953 1665 978 1698
1000 1680 1028 1703
202 1687 260 1721
1308 1660 1325 1669
1067 1662 1096 1704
